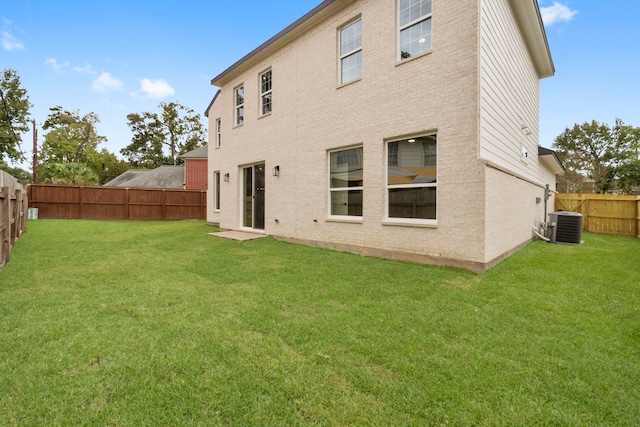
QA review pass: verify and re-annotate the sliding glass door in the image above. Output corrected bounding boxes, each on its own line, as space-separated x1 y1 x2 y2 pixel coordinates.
242 163 265 230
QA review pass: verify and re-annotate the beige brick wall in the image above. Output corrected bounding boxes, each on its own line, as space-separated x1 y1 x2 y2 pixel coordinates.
484 166 542 265
207 0 554 271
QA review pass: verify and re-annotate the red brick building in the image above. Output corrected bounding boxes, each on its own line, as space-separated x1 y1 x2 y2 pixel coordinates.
182 145 208 190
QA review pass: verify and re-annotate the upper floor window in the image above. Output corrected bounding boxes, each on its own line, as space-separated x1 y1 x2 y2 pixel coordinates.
399 0 432 60
215 118 221 148
339 19 362 84
235 85 244 125
260 70 272 115
329 146 363 217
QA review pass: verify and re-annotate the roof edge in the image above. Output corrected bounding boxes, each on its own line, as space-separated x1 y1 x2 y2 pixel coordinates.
538 146 565 174
210 0 341 87
509 0 555 79
204 89 221 117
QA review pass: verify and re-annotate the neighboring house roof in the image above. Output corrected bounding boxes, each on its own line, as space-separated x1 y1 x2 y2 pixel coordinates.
538 146 565 175
104 165 185 188
211 0 554 86
181 145 208 159
103 170 149 187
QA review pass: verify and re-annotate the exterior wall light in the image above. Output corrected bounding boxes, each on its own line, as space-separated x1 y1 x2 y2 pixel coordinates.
272 165 280 176
223 173 230 182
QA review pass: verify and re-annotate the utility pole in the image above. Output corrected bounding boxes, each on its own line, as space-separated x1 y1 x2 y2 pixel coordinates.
32 119 38 183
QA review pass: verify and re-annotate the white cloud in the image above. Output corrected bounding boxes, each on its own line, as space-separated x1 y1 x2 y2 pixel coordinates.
1 31 24 51
541 2 578 26
44 58 68 72
73 64 96 74
139 78 175 99
1 18 24 51
92 72 124 93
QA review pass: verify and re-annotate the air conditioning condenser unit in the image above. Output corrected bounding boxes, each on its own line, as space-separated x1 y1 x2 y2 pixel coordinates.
547 212 582 244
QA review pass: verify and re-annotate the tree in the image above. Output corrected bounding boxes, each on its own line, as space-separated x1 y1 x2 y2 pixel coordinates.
85 149 132 185
39 162 99 186
0 160 32 184
38 106 128 186
40 106 107 164
552 119 640 193
0 69 31 162
617 160 640 194
121 101 205 168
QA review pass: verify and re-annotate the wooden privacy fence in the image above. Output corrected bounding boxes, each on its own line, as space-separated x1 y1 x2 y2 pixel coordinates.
27 185 206 220
555 193 640 238
0 171 28 271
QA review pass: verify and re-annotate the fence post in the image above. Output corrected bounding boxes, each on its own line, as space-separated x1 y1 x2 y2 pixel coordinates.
1 187 10 266
125 188 130 220
11 189 20 245
162 189 167 220
21 190 27 235
636 197 640 239
202 191 207 219
79 186 84 219
583 195 589 232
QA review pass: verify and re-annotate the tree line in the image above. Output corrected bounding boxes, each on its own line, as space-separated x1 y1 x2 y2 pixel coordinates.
552 119 640 194
0 68 206 185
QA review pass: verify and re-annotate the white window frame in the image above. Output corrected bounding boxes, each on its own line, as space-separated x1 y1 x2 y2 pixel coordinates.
234 85 244 126
398 0 433 61
328 145 364 220
385 134 437 225
215 118 221 148
260 69 272 116
339 18 362 85
213 170 221 211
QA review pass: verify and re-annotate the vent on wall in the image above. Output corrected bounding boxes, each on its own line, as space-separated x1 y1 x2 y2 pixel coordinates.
548 212 583 244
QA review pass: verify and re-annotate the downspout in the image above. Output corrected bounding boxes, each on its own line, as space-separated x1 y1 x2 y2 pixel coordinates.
533 184 552 242
543 184 551 229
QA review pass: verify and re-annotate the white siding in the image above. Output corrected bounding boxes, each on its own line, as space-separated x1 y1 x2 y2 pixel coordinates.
479 0 544 184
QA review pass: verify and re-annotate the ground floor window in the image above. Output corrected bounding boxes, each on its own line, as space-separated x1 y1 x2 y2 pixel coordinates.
387 134 437 221
214 171 221 211
329 146 363 217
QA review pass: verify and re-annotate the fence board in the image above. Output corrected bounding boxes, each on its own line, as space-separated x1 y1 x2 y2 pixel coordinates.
27 185 206 221
555 194 640 238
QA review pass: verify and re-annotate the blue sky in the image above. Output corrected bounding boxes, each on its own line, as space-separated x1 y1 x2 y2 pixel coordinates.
2 1 639 169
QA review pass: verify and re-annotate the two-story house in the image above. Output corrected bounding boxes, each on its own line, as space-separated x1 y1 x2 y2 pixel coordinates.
206 0 563 273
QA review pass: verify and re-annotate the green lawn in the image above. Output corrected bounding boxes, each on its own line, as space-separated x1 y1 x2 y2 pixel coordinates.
1 220 639 426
